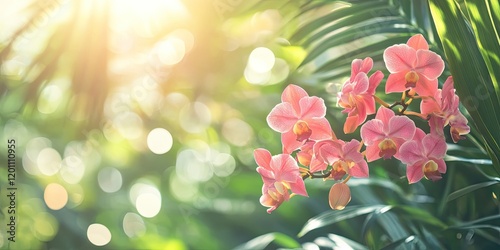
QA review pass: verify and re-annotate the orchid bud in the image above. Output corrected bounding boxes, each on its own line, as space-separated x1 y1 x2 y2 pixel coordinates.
328 183 351 210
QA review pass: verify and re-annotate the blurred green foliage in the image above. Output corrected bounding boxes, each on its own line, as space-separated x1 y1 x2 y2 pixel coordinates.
0 0 499 249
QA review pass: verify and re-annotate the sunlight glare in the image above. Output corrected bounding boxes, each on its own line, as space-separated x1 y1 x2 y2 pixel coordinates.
155 37 186 66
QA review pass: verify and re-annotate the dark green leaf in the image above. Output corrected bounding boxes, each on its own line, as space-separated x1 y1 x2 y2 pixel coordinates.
233 233 300 250
297 205 387 237
446 180 500 202
429 0 500 174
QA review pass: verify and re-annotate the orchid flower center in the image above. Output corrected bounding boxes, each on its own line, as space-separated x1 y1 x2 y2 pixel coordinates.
293 120 312 141
330 160 349 180
423 160 442 181
405 71 419 88
274 182 287 195
378 138 397 159
450 126 465 143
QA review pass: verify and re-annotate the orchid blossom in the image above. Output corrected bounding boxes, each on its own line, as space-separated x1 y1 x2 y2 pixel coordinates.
383 34 445 97
399 128 447 184
254 148 308 213
421 76 470 142
360 107 416 162
338 57 384 134
267 84 334 153
313 139 368 180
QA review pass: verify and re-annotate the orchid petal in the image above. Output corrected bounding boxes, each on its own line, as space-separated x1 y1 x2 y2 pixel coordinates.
254 148 272 170
407 162 425 184
281 131 304 154
270 154 299 183
413 128 427 142
384 44 416 73
281 84 308 113
413 74 438 97
307 117 334 140
399 141 424 165
349 160 369 178
256 167 275 184
267 102 297 133
343 139 363 163
435 158 447 173
360 95 376 115
423 134 447 159
360 119 386 145
385 71 408 94
344 115 360 134
365 144 382 162
407 34 429 50
388 116 416 140
352 72 370 94
375 106 395 125
299 96 327 119
309 156 328 172
415 49 445 80
420 90 442 115
367 70 384 94
289 178 308 197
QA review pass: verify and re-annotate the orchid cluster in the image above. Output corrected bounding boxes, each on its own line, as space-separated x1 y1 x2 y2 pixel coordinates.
254 34 471 214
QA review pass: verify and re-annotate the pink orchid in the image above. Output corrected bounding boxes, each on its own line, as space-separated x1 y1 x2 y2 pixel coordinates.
360 107 416 162
399 128 447 184
383 34 445 97
338 57 384 134
267 84 334 153
421 76 470 142
254 148 308 213
312 139 368 180
260 182 289 214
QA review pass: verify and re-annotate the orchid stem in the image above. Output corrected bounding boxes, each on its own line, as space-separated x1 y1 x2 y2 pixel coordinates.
403 110 428 120
342 175 352 184
374 95 390 108
302 170 332 180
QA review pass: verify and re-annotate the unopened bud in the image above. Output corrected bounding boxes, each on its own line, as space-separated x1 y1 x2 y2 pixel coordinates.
328 183 351 210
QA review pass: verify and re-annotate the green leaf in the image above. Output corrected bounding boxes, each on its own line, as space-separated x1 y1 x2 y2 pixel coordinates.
464 0 500 107
233 232 300 250
314 35 409 73
446 180 500 202
291 1 388 43
429 0 500 174
392 206 447 229
444 155 493 165
302 4 400 47
380 235 418 250
300 24 417 67
297 205 387 237
451 214 500 228
327 234 368 250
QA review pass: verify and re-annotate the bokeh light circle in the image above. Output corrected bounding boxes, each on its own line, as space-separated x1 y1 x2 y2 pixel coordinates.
248 47 275 73
98 167 123 193
37 148 62 176
87 223 112 246
44 183 68 210
147 128 173 154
